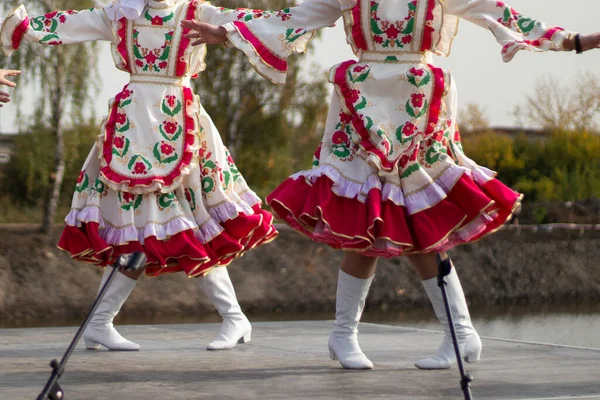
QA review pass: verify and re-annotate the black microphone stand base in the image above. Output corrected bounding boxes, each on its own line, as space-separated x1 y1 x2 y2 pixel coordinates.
37 252 147 400
436 253 474 400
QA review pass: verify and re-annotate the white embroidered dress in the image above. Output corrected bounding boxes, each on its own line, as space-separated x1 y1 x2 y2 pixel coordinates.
223 0 572 256
0 0 281 276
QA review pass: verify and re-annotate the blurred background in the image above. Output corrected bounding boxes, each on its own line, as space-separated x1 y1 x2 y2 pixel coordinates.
0 0 599 349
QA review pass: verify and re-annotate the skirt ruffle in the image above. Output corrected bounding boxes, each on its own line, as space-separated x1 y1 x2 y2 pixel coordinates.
267 164 521 257
58 203 277 277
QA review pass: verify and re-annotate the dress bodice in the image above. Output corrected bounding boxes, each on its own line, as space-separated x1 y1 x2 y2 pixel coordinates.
341 0 459 58
111 0 207 80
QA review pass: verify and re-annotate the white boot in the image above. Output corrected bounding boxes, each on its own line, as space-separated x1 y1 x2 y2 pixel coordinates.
199 267 251 350
328 270 374 370
415 268 481 369
83 268 140 351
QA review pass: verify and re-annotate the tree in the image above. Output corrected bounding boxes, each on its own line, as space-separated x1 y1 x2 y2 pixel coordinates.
1 0 100 234
513 72 600 132
193 0 329 197
458 103 491 135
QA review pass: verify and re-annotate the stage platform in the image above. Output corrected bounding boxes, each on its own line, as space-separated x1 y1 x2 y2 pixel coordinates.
1 321 599 399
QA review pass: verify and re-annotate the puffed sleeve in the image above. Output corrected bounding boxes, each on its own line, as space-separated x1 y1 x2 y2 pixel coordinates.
1 5 113 57
201 0 343 84
442 0 573 62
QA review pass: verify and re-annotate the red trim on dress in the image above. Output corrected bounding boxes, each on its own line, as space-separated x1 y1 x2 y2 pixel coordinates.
100 86 197 190
501 27 565 54
12 17 30 51
350 1 368 50
420 0 436 51
177 0 198 76
58 204 278 277
266 172 521 257
232 21 287 72
425 65 445 135
116 17 130 72
332 61 395 171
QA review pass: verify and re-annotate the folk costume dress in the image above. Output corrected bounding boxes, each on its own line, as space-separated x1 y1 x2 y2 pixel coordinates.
223 0 572 256
0 0 282 277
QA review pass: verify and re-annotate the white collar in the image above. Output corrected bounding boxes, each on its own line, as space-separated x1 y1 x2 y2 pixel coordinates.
104 0 149 21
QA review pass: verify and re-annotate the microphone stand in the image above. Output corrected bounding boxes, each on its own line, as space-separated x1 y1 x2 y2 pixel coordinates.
37 252 147 400
436 253 474 400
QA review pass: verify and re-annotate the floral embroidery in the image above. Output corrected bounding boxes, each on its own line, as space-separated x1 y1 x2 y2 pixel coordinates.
221 149 242 190
158 95 183 142
144 9 174 26
185 188 197 212
217 7 291 22
198 140 220 194
93 177 108 197
158 192 177 209
346 65 370 110
370 0 416 48
30 10 78 45
112 88 133 159
118 191 143 211
281 28 307 46
128 155 153 175
404 66 429 119
74 170 89 193
331 111 356 161
133 29 173 72
153 140 179 164
312 143 322 167
406 67 431 87
495 2 540 34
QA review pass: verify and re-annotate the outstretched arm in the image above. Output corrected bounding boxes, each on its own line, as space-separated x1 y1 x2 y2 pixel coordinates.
1 5 113 57
0 69 20 107
443 0 600 61
182 0 343 84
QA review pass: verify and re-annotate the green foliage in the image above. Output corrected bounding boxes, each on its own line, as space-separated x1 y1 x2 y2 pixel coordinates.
463 130 600 202
1 122 97 206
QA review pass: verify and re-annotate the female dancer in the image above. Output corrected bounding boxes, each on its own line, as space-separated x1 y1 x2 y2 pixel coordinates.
183 0 600 369
0 69 20 106
0 0 283 351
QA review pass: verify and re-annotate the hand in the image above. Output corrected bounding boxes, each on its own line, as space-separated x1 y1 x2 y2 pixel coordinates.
0 69 20 88
180 20 227 46
0 91 10 107
579 33 600 52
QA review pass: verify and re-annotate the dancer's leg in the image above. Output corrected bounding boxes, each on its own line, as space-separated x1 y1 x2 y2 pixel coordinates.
408 253 481 369
329 252 377 369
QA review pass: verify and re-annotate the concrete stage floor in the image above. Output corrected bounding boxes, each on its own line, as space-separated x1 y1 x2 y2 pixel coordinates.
1 321 599 399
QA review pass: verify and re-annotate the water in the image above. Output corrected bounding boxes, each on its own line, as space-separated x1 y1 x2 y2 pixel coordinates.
362 303 600 349
3 304 600 349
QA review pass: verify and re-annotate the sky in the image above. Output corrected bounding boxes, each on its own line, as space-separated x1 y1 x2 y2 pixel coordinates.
1 0 600 132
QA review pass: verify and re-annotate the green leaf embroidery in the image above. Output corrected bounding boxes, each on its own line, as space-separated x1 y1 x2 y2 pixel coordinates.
401 163 420 178
371 18 384 35
517 16 536 33
425 147 441 164
158 192 175 208
116 119 130 133
75 173 89 193
161 99 182 116
355 96 367 110
503 7 512 22
203 160 217 169
40 33 60 44
352 68 371 83
402 18 415 35
202 177 215 193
